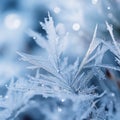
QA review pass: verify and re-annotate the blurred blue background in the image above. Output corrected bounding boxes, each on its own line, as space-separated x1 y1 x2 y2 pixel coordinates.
0 0 120 120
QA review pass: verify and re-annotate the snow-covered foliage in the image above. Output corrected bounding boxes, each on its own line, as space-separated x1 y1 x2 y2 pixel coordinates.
0 14 120 120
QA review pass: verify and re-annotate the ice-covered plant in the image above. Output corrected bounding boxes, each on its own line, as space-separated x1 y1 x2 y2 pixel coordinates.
1 14 120 120
0 78 32 120
85 22 120 120
18 14 99 99
17 14 106 119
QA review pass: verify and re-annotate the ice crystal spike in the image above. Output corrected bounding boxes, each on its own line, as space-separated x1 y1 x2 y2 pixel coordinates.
75 24 98 79
106 21 120 56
